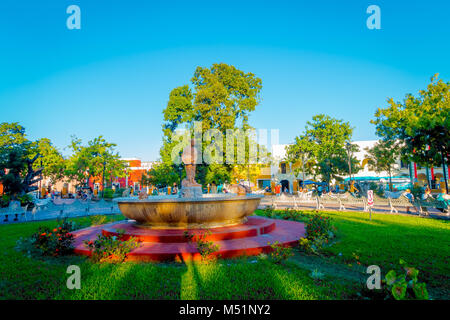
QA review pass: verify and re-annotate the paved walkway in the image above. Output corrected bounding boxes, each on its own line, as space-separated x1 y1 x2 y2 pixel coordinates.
1 196 448 226
1 200 120 225
258 197 450 220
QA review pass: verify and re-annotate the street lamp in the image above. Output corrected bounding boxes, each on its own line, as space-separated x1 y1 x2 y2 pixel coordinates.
38 159 43 199
102 160 106 198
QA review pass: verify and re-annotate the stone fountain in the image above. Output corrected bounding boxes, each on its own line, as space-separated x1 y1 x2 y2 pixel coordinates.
114 139 263 228
72 139 305 262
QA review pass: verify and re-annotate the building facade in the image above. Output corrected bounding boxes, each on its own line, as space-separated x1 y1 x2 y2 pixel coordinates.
255 141 449 193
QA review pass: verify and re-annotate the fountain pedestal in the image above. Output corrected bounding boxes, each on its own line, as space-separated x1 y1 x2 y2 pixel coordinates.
72 216 306 262
180 186 203 198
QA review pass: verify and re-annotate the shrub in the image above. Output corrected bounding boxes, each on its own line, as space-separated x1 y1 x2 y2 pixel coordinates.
298 236 330 255
54 217 80 232
84 229 141 263
197 236 220 262
299 214 336 255
268 241 293 263
89 215 107 226
184 229 220 262
30 225 75 256
114 188 126 197
17 193 33 207
384 259 429 300
103 188 114 199
282 208 303 221
305 214 335 241
0 194 11 208
262 205 275 218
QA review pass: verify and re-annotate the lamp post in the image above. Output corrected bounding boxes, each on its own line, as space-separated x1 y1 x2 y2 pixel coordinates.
38 159 43 199
102 160 106 198
346 141 352 183
301 153 306 188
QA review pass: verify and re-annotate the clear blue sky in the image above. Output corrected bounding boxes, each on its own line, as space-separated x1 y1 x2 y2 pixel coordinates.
1 0 449 160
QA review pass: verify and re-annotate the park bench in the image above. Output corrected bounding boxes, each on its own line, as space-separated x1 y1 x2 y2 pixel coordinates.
271 194 296 209
1 201 29 222
414 198 448 215
387 196 417 214
316 194 341 210
334 193 369 212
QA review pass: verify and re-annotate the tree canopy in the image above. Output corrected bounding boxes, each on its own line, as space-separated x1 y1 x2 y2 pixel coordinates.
157 63 265 187
364 140 400 191
286 114 360 183
372 74 450 167
65 135 126 187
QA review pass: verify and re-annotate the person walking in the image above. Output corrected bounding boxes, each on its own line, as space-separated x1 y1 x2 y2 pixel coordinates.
402 189 417 214
436 189 450 214
317 184 323 197
420 187 432 215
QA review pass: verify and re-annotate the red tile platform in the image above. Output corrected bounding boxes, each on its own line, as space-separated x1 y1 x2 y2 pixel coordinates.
72 216 306 262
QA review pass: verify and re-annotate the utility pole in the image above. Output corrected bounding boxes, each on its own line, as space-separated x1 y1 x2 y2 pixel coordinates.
301 154 306 185
346 142 352 183
102 160 106 198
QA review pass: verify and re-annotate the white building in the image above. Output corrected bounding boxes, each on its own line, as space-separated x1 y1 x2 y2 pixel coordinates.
256 140 449 193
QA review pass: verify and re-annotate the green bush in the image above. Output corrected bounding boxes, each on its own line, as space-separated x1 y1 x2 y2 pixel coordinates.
89 215 108 226
411 185 424 199
84 229 141 263
113 188 126 197
17 193 33 207
281 208 304 221
299 214 336 255
262 205 275 218
305 214 335 241
268 241 293 263
29 223 75 256
384 259 429 300
184 229 220 262
0 193 33 207
103 188 114 199
0 194 11 208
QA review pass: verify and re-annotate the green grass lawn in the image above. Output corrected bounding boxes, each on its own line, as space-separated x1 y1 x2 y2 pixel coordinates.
0 210 448 300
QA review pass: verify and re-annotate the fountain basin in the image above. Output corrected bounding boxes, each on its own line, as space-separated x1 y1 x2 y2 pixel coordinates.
114 194 263 229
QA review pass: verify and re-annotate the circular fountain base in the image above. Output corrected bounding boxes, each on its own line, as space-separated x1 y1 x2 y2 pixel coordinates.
115 194 264 229
72 216 306 262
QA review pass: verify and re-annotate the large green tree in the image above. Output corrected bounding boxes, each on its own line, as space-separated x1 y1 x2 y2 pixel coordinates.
65 136 126 187
0 123 50 196
0 122 28 149
158 63 264 186
364 140 401 191
0 145 42 196
372 74 449 168
30 138 65 183
145 162 180 188
287 114 360 184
